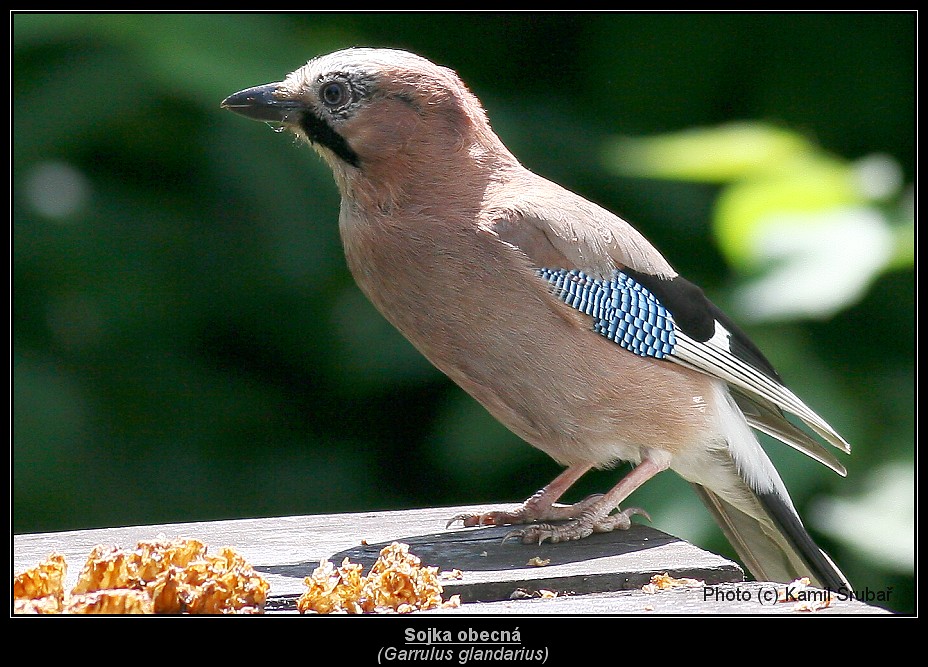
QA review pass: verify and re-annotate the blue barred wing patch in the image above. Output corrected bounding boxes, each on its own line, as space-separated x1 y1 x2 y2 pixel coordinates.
537 268 676 359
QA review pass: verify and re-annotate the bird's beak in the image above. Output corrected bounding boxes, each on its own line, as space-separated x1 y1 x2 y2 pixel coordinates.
221 83 302 123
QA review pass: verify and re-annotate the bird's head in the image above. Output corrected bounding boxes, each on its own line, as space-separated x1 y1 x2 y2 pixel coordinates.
222 48 514 203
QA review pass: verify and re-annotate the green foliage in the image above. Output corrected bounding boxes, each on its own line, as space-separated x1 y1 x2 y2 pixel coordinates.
606 122 914 321
13 13 914 611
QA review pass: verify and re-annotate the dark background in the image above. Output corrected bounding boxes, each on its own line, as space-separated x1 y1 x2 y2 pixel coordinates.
12 13 915 612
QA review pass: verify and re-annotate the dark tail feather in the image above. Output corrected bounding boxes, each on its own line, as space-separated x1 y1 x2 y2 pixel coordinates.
693 483 850 592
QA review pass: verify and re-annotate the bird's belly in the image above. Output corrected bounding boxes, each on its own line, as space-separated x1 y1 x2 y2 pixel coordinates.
445 332 717 467
360 271 717 468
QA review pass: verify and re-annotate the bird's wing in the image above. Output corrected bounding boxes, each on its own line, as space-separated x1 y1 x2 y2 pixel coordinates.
483 179 678 280
483 190 850 466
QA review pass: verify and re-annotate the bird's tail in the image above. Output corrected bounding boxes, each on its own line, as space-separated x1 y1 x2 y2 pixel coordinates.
677 383 850 592
692 482 849 591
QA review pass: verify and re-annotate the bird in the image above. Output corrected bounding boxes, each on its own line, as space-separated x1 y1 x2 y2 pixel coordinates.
222 47 851 591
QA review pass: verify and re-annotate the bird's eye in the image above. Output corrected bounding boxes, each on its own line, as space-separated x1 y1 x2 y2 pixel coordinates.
320 81 350 108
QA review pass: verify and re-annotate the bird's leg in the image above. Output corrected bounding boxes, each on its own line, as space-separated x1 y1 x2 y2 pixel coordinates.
447 464 593 528
507 452 670 545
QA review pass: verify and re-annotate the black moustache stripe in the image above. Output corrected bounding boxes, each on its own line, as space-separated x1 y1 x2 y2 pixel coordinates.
300 112 361 168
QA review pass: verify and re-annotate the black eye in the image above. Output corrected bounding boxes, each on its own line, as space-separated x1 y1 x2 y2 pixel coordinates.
320 81 349 108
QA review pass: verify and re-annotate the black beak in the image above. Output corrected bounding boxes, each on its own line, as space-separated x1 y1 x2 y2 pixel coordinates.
223 80 362 168
221 83 302 123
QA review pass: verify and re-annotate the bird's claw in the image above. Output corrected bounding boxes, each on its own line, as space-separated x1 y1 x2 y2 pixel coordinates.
498 506 650 545
618 506 652 524
502 524 571 545
447 493 611 531
447 510 521 529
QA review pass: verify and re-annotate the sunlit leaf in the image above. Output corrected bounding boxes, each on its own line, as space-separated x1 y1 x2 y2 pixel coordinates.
712 154 863 269
605 120 912 321
603 121 813 183
812 461 914 573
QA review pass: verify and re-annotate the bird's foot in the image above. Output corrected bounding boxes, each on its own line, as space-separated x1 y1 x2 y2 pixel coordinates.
503 507 651 545
447 494 605 529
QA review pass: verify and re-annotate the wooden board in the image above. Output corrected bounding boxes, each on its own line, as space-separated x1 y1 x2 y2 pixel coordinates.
13 504 885 614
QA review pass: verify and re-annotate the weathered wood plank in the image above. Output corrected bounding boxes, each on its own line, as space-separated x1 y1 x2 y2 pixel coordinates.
14 504 883 614
322 524 741 604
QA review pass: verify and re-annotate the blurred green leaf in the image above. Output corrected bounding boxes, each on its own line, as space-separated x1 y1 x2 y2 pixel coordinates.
713 154 863 268
605 121 913 321
813 461 914 573
604 121 815 183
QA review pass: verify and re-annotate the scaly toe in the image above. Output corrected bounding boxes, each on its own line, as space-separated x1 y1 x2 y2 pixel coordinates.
505 521 593 545
447 509 527 529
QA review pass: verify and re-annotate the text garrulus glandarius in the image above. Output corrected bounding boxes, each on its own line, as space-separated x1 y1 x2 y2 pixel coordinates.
223 48 851 590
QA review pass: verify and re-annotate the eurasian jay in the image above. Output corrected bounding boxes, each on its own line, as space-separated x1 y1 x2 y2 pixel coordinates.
222 47 851 591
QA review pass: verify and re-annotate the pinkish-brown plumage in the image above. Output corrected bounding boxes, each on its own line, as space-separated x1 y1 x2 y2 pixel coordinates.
223 47 850 590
